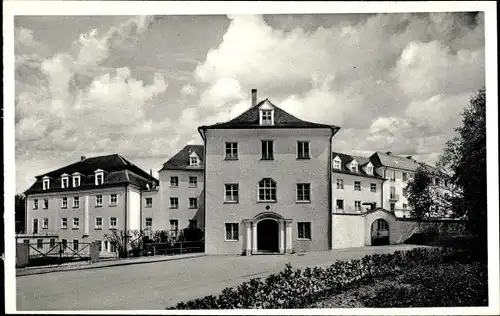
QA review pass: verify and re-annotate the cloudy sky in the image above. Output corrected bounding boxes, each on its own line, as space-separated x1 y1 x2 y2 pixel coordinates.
14 12 485 193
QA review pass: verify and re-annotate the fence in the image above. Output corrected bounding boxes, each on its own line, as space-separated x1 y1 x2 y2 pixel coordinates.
16 241 100 268
143 240 204 256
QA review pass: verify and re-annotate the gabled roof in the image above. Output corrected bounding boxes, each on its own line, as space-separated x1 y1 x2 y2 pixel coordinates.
369 151 421 171
199 99 340 133
161 145 204 171
332 152 384 180
25 154 158 195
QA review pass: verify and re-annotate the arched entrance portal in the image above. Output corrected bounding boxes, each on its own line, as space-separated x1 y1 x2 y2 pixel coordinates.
371 218 390 246
257 219 279 253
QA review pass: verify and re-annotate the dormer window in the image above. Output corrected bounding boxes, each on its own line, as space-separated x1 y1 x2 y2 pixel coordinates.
366 165 373 175
189 151 199 166
350 161 358 172
72 173 81 187
333 157 341 170
259 100 275 125
94 169 104 186
61 174 69 189
42 176 50 190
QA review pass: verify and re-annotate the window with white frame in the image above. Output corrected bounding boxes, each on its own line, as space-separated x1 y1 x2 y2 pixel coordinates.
366 166 373 175
170 197 178 209
190 156 199 166
189 176 197 188
170 176 178 187
72 217 79 229
73 196 80 208
43 198 49 209
73 239 79 251
390 203 395 211
225 223 239 241
333 157 341 170
296 183 311 202
33 199 38 209
189 198 198 209
350 162 358 172
61 218 68 229
225 142 238 160
50 238 56 248
336 199 344 210
146 218 152 228
402 172 408 181
261 140 274 160
96 195 103 207
145 197 152 208
37 239 43 249
109 217 117 229
61 197 68 208
95 170 104 185
298 222 311 240
95 217 102 229
261 110 273 125
389 171 396 181
42 218 49 229
297 141 310 159
354 181 361 191
370 183 377 192
258 178 277 202
354 201 362 211
110 194 117 206
225 184 239 203
61 175 69 188
72 174 81 187
336 179 344 189
42 177 50 190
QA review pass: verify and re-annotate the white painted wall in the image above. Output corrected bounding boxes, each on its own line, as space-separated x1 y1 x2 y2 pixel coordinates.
332 214 365 248
127 188 141 231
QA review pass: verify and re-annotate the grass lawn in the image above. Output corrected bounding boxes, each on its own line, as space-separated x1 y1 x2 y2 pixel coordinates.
309 255 488 308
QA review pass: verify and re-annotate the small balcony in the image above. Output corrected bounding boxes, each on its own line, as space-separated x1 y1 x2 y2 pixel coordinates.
389 194 399 201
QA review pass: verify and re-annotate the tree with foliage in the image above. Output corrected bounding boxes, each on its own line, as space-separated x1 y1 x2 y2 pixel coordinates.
407 166 434 220
438 88 486 241
15 194 26 234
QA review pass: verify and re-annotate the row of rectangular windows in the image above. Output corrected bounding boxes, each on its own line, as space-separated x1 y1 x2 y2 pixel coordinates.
336 180 379 192
170 176 198 187
224 222 311 241
32 216 118 230
169 197 198 209
32 196 154 209
42 172 106 191
27 239 117 253
334 199 409 211
224 141 311 161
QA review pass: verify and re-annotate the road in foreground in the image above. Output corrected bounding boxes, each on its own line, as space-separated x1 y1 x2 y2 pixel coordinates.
17 244 423 310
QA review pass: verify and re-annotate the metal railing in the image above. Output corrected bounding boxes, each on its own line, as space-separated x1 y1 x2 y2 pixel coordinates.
17 241 98 267
143 240 204 256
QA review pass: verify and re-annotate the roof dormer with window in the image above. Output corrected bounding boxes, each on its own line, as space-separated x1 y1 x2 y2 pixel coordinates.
333 156 342 170
72 172 82 188
259 100 274 126
42 176 51 190
350 160 359 172
61 173 70 189
364 162 374 175
94 169 104 186
189 151 199 167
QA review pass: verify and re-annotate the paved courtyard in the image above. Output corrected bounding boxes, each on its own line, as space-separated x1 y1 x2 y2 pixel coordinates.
17 244 423 310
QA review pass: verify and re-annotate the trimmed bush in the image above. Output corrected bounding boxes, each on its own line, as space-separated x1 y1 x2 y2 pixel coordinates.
168 247 458 309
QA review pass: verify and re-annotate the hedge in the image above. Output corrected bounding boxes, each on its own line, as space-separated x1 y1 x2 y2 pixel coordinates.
168 247 456 309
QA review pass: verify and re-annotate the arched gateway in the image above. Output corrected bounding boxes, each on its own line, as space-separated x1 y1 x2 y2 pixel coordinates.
242 212 293 255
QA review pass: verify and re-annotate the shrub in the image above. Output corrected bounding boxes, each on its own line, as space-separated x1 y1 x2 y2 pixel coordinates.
168 247 459 309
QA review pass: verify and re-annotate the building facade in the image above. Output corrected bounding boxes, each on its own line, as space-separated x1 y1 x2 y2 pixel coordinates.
158 145 205 237
24 154 158 254
198 90 340 255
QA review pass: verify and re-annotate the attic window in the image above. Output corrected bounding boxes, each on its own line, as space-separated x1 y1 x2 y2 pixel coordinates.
95 169 104 186
333 158 341 170
366 166 373 175
42 177 50 190
350 162 358 172
72 174 81 187
190 156 199 166
61 174 69 189
261 110 273 125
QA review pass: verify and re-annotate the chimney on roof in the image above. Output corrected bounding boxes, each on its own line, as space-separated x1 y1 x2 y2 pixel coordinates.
150 169 152 176
80 156 86 161
251 89 257 107
386 151 392 156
